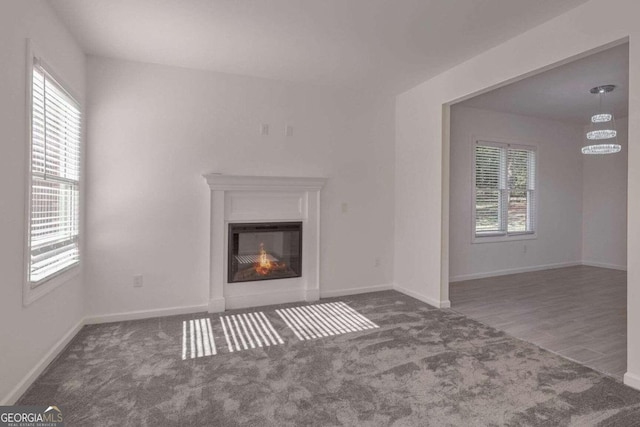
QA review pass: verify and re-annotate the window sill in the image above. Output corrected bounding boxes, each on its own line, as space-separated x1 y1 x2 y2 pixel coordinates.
472 233 537 244
23 264 80 306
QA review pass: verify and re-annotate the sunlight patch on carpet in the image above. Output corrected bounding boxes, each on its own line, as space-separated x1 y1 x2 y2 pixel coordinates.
182 318 217 359
221 312 284 352
276 302 378 341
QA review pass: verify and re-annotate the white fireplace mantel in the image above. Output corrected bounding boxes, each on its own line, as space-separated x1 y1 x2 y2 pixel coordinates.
203 173 327 312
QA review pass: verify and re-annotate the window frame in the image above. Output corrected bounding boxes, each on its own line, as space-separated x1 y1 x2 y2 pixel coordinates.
23 40 83 305
471 138 538 244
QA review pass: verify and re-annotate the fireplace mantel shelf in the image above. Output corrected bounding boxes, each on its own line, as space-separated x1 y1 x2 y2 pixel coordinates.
203 174 327 191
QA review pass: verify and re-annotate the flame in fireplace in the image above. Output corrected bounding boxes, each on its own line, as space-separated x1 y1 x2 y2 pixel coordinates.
255 243 272 275
254 243 286 276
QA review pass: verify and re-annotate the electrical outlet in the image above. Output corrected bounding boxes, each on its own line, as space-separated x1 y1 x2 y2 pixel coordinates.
133 275 143 287
260 123 269 136
285 125 294 137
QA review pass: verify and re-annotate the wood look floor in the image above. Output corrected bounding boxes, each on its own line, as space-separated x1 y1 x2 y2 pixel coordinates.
450 266 627 379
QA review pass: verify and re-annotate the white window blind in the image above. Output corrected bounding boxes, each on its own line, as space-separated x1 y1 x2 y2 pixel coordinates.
28 60 81 285
474 141 536 239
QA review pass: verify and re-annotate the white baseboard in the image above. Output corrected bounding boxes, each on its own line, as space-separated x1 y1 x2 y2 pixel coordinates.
393 284 450 309
581 261 627 271
624 372 640 390
320 283 392 298
208 298 226 313
3 303 209 404
305 289 320 301
449 260 628 282
225 290 305 310
86 285 397 320
226 285 394 309
2 318 85 405
449 262 581 283
84 304 208 324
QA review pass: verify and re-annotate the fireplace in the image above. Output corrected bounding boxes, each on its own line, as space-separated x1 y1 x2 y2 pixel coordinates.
203 174 325 311
228 222 302 283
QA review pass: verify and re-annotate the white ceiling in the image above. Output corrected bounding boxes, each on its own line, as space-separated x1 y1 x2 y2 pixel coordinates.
48 0 589 94
458 43 629 123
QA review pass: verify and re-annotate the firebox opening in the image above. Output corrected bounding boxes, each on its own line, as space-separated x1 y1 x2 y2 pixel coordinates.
228 222 302 283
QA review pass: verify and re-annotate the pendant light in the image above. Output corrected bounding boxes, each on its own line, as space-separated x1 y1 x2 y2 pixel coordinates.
582 85 621 154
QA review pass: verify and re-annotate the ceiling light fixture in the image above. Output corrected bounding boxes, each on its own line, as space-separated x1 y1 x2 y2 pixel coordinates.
582 85 621 154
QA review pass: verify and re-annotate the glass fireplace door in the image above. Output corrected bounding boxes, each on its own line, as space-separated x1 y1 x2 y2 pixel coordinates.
228 222 302 283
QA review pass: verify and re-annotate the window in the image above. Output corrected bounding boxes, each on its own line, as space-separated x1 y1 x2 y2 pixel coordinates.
473 140 536 241
26 56 81 288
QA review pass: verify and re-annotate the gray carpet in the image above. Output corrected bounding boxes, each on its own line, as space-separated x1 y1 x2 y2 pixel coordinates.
18 291 640 426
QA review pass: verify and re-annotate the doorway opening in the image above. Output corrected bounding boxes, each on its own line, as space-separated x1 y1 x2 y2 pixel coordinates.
447 43 629 379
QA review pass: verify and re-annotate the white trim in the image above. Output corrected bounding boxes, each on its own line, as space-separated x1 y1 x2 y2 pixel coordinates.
472 232 537 244
471 136 539 244
320 284 393 298
305 289 320 301
204 174 327 311
624 372 640 390
449 262 581 283
23 268 80 306
3 284 426 405
208 298 226 313
203 174 327 192
23 39 84 306
84 304 208 325
393 284 451 308
449 261 628 282
1 318 84 405
225 290 306 310
22 40 34 303
581 261 627 271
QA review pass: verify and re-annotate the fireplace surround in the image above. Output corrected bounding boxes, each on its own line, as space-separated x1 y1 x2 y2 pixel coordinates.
203 174 327 311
